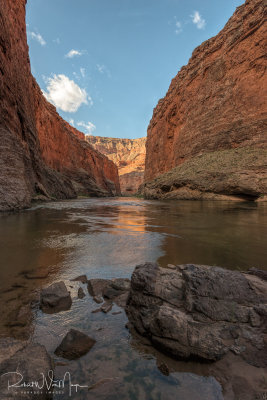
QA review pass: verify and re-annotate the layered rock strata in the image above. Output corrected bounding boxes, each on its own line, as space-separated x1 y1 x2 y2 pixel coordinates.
87 136 146 194
0 0 120 212
144 0 267 200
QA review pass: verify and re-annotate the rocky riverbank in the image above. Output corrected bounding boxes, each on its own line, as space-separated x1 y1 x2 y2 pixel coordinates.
142 147 267 201
0 263 266 399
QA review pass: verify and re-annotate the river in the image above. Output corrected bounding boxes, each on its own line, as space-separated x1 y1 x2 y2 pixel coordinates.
0 198 266 399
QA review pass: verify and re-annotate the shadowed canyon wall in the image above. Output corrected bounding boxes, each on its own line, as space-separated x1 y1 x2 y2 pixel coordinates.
0 0 120 211
144 0 267 200
87 136 146 194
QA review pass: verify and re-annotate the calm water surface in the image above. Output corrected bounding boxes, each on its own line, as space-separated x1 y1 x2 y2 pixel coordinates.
0 198 266 399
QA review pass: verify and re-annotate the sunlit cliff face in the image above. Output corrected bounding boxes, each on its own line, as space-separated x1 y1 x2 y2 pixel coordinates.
86 136 147 194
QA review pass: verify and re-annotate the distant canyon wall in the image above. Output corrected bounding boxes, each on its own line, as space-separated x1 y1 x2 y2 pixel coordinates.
0 0 120 211
144 0 267 200
87 136 146 194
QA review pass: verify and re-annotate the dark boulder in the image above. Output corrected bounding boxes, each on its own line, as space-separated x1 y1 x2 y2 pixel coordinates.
40 281 72 313
126 263 267 364
55 329 95 360
78 287 85 299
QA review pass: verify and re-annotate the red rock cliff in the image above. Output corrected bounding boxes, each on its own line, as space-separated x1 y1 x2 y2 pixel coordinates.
87 136 146 194
144 0 266 199
0 0 120 211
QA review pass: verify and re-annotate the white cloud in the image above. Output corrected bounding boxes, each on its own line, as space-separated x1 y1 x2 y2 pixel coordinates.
42 74 92 113
28 31 46 46
65 49 83 58
53 38 60 45
69 119 75 126
191 11 206 29
77 121 96 135
175 21 182 34
80 68 86 78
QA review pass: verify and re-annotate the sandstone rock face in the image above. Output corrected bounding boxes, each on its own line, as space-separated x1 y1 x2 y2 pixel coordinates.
126 263 267 364
87 136 146 194
144 0 267 199
0 0 120 212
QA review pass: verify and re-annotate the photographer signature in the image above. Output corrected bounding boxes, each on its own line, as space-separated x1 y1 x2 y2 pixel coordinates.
1 370 88 396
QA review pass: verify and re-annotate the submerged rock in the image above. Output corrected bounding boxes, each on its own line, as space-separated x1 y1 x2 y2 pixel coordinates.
101 302 113 313
24 270 49 280
126 263 267 364
93 295 103 304
88 278 130 309
40 281 72 313
88 279 111 297
55 329 95 360
0 342 54 399
103 278 130 300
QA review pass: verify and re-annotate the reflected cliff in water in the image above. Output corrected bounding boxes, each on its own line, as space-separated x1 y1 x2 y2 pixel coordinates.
0 198 266 399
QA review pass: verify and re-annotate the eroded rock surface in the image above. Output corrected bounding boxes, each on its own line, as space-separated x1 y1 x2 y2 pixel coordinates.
144 0 267 200
87 136 146 194
126 263 267 364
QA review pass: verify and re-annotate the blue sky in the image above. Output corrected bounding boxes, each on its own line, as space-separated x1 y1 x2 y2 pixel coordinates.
26 0 244 139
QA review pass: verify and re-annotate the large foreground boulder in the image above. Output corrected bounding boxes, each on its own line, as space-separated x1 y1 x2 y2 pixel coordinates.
126 263 267 365
0 342 53 399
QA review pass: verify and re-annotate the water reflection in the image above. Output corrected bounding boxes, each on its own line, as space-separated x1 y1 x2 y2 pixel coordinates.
0 198 266 399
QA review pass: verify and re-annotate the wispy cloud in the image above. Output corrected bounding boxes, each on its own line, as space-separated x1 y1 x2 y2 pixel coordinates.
80 68 86 78
77 121 96 135
42 74 92 112
69 119 75 126
53 38 61 45
96 64 111 78
175 21 182 34
65 49 84 58
28 31 46 46
191 11 206 29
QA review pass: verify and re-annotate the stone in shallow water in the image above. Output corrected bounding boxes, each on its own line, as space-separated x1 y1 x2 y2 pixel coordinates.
0 342 53 399
92 308 102 314
55 329 95 360
24 270 49 279
101 302 113 313
78 287 85 299
88 279 111 297
103 278 130 300
40 281 72 313
71 274 88 284
93 295 103 304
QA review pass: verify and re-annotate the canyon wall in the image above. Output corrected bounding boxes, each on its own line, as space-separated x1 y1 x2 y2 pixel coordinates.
0 0 120 211
87 136 146 194
144 0 267 200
